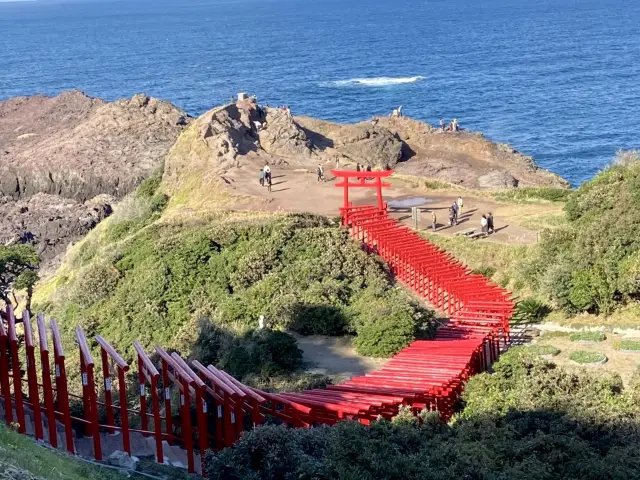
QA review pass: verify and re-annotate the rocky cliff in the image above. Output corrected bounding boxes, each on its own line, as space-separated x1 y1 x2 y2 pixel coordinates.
0 90 189 265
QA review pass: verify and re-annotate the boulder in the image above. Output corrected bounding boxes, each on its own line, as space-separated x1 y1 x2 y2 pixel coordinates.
477 170 519 188
259 108 315 159
107 450 139 470
337 126 404 169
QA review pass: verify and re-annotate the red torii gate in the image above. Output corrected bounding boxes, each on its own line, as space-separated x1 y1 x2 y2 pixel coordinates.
331 169 393 225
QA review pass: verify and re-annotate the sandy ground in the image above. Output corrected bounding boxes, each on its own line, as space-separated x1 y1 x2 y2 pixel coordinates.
292 334 389 380
223 160 541 245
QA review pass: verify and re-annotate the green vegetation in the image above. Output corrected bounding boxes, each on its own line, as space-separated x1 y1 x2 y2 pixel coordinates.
0 244 40 311
206 347 640 479
569 331 606 342
511 298 551 324
37 213 433 384
522 152 640 316
0 424 121 479
492 186 572 203
569 350 607 364
526 344 560 356
617 339 640 351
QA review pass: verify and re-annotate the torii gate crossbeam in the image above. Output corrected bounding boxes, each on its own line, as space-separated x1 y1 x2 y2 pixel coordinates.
331 169 393 225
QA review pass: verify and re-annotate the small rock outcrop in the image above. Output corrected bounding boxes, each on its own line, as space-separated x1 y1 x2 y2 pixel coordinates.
258 107 315 159
336 125 404 169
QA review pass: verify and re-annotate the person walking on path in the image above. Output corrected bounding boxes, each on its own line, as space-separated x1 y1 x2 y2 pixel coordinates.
356 163 361 182
451 201 459 225
487 212 494 234
457 196 464 217
449 206 456 226
335 156 340 170
481 214 488 234
259 169 265 187
317 164 325 182
263 164 271 185
266 173 272 192
431 210 437 231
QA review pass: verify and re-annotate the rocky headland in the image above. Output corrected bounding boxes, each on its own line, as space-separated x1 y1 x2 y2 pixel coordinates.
0 90 567 265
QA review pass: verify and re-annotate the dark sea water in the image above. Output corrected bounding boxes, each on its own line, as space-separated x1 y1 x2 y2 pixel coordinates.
1 0 639 185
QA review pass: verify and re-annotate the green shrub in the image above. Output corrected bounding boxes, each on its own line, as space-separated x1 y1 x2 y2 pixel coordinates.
617 340 640 351
493 186 572 203
569 351 607 364
149 193 169 213
70 264 121 308
136 166 163 199
527 344 560 356
253 331 303 375
511 298 551 324
353 308 418 357
569 331 605 342
472 265 497 279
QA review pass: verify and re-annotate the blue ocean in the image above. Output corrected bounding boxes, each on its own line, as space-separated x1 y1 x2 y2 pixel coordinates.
1 0 639 185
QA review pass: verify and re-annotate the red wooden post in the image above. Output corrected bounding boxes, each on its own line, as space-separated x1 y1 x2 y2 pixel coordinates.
150 375 164 464
181 376 195 473
76 328 101 460
37 315 57 447
195 386 208 476
117 367 131 455
138 356 148 433
100 348 115 434
51 319 74 453
0 318 12 425
22 310 43 440
7 306 26 433
161 358 173 444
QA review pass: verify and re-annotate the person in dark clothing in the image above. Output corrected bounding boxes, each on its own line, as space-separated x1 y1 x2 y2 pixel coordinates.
356 163 361 181
451 201 459 225
487 212 494 234
267 174 272 192
449 206 455 226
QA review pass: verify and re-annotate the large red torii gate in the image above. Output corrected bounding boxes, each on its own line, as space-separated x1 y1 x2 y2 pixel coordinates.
331 169 393 225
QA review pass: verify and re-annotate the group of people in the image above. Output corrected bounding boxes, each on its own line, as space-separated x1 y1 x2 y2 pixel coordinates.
439 118 460 132
258 163 272 192
480 212 495 235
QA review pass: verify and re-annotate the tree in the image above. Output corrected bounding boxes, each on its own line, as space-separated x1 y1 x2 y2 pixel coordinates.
0 245 40 311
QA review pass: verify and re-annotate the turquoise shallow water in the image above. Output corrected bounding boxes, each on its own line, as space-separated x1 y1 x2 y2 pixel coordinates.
1 0 639 185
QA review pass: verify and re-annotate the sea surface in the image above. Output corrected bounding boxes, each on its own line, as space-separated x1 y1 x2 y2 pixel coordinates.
1 0 640 185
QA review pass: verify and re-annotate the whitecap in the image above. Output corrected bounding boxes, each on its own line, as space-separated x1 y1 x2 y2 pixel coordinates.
329 76 425 87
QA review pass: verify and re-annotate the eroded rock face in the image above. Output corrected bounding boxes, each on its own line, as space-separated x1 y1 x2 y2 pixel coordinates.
259 107 315 159
335 125 404 169
0 90 190 202
0 193 113 267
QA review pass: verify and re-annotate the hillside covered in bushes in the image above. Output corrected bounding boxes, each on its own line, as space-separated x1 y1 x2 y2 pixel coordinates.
205 347 640 480
35 180 433 383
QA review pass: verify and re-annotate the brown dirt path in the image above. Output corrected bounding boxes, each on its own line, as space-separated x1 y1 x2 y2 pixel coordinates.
222 158 542 245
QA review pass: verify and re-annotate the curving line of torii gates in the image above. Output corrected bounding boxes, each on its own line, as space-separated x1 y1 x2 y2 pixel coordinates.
0 170 513 475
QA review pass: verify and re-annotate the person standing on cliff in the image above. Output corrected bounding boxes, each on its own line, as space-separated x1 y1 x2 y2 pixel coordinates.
440 119 445 131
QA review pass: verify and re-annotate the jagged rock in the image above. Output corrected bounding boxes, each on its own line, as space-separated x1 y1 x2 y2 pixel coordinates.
0 193 113 267
259 108 315 159
478 170 519 188
336 125 404 169
0 90 191 202
107 450 139 470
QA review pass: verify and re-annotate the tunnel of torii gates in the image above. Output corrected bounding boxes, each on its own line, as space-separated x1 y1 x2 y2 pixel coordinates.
0 169 513 475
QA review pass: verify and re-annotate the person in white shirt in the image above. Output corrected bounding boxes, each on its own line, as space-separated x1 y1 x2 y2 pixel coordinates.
481 215 488 233
457 196 464 216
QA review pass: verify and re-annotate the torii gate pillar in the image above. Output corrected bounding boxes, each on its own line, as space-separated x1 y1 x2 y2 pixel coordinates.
331 169 393 226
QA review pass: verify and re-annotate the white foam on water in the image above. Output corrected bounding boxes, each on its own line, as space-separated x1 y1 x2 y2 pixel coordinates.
328 76 425 87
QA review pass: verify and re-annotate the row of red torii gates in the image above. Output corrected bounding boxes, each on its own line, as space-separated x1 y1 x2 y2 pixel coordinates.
0 170 513 475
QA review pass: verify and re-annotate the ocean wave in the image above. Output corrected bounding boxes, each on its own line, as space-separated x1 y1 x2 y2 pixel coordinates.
330 76 425 87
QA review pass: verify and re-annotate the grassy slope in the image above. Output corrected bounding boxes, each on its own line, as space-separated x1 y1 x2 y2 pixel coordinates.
0 425 121 480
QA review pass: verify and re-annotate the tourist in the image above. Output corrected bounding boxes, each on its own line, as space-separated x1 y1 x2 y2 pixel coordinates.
267 174 272 192
317 164 325 182
449 206 456 226
451 201 459 225
356 163 361 181
481 214 488 233
487 212 494 234
431 210 437 231
335 156 340 169
457 196 464 216
439 119 445 131
263 164 271 185
453 118 459 132
259 169 264 187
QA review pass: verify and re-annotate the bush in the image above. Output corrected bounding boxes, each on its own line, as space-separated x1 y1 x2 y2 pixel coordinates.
70 264 120 308
569 331 605 343
136 166 163 199
471 265 496 279
511 298 551 324
149 193 169 213
617 340 640 351
527 344 560 356
569 351 607 364
353 308 417 357
253 331 303 376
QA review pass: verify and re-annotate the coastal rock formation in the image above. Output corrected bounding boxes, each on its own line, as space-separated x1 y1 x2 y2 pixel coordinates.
0 193 113 268
0 90 190 201
258 107 315 159
0 90 188 263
